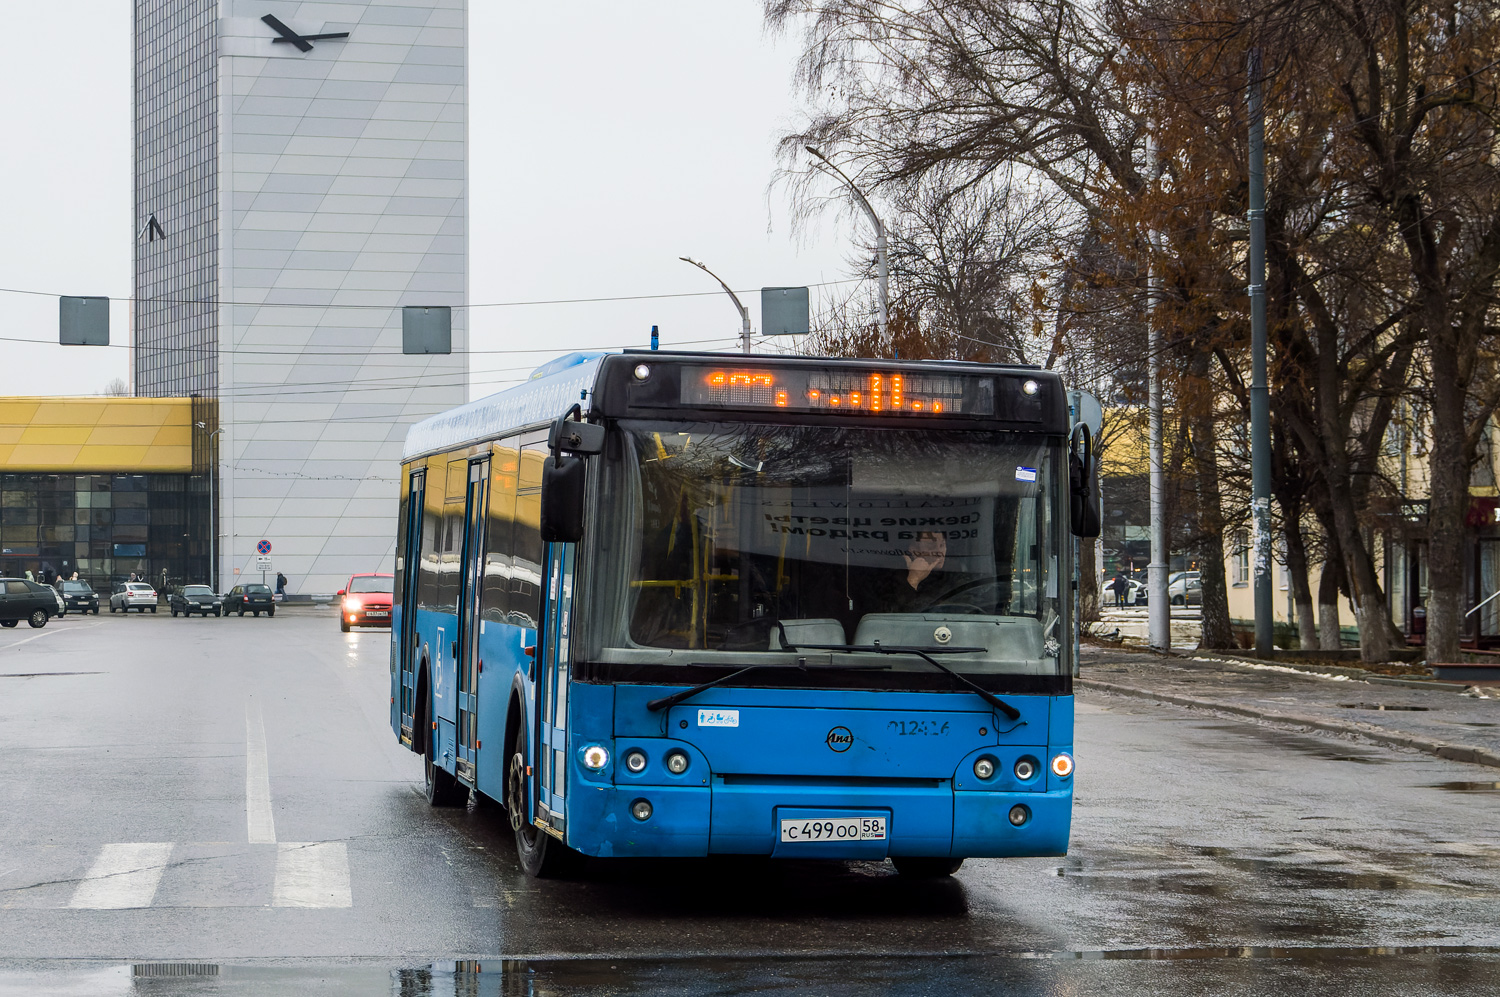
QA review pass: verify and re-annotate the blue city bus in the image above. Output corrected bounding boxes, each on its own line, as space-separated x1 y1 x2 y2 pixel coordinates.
391 351 1098 877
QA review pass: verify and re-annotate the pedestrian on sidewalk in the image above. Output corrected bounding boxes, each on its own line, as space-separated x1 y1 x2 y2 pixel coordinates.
1112 570 1127 607
275 571 287 598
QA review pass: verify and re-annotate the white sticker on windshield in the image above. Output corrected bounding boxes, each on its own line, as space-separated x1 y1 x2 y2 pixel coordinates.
697 709 739 728
1015 466 1038 483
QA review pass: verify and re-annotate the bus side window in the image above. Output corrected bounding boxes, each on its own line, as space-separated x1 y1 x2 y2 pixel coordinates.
511 437 548 630
437 459 467 613
484 440 520 624
417 466 443 611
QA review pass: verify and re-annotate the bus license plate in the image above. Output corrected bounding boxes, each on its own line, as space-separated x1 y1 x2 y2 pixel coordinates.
779 816 886 843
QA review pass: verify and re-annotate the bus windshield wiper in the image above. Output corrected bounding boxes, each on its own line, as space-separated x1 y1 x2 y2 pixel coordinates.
645 656 891 713
792 643 1022 721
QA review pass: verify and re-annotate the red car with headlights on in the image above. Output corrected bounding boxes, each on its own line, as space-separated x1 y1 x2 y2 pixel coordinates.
339 573 394 632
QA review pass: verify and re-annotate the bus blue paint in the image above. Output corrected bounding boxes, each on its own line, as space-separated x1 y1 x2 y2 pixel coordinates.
392 351 1079 874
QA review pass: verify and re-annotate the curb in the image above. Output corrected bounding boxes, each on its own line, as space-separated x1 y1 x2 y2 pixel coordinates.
1077 678 1500 771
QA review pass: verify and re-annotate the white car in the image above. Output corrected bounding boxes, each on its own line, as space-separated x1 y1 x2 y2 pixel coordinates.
1102 577 1145 606
110 582 159 613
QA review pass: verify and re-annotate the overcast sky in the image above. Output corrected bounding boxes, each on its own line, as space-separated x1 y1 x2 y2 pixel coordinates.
0 2 861 399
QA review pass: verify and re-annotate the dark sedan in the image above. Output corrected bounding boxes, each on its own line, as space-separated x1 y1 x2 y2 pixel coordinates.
57 580 100 615
0 577 59 629
224 583 276 617
169 584 222 617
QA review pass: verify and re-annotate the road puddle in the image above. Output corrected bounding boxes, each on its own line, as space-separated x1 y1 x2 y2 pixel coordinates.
1429 781 1500 792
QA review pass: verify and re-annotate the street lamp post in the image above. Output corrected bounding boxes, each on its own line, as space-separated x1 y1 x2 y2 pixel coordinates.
195 422 224 591
679 257 752 354
805 145 888 348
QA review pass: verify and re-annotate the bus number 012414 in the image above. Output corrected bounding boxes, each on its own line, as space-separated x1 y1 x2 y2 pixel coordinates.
888 720 951 736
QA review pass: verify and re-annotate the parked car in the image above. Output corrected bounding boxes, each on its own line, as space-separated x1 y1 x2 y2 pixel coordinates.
1168 570 1202 606
1101 576 1146 606
0 577 59 628
338 572 394 632
57 580 100 615
169 584 222 617
224 583 276 617
110 582 159 613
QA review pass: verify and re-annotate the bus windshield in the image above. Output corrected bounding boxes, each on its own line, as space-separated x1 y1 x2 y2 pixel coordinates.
596 420 1066 678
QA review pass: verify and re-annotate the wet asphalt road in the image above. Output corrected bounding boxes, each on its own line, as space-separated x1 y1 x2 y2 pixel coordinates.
1 610 1498 995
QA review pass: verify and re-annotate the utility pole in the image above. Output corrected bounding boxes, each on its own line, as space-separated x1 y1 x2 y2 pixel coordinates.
679 257 751 354
1248 47 1274 658
805 146 888 349
1146 133 1170 651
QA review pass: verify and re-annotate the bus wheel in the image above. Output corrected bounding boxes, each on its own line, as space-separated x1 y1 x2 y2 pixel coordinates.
508 728 579 878
423 726 467 807
891 857 963 878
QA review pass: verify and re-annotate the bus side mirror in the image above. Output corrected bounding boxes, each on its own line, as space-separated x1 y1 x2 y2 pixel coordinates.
1069 424 1101 538
541 456 586 543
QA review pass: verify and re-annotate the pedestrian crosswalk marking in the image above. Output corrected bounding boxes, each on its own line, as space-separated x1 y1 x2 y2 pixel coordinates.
68 843 174 909
272 842 352 908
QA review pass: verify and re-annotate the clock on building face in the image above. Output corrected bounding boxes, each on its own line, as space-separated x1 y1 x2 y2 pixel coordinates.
260 14 349 52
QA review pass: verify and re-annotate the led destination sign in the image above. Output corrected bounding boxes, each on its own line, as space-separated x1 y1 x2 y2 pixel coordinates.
680 367 996 416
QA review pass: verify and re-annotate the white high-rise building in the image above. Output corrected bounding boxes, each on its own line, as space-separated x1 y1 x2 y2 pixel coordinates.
133 1 468 595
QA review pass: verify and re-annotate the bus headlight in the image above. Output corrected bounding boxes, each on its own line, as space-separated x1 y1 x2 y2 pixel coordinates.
665 750 689 775
1008 804 1030 826
630 799 653 821
973 757 996 780
1014 757 1037 780
624 750 648 774
581 745 609 771
1051 752 1074 778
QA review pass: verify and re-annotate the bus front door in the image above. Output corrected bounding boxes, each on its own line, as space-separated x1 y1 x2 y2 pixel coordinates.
398 468 426 748
533 541 575 837
455 458 489 785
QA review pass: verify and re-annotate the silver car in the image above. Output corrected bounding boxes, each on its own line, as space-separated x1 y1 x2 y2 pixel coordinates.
110 582 159 614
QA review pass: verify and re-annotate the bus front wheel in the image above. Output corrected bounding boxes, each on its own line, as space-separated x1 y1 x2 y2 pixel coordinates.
892 857 963 878
507 728 579 878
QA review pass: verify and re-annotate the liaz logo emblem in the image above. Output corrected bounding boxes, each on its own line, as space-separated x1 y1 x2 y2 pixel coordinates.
825 726 853 752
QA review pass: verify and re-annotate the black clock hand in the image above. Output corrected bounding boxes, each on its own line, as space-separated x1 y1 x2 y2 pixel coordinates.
261 14 312 52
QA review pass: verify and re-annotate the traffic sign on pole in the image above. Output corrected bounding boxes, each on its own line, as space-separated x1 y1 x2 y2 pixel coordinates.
257 540 272 555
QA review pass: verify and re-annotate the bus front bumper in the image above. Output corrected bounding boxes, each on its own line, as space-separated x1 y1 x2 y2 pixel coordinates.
565 782 1072 860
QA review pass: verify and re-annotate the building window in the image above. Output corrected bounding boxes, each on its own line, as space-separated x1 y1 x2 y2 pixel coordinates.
1232 529 1250 586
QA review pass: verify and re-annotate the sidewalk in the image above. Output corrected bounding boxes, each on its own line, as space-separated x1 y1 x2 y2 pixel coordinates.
1078 647 1500 770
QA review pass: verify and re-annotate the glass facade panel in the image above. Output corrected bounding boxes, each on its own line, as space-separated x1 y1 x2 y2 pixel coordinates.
0 473 209 590
134 0 218 398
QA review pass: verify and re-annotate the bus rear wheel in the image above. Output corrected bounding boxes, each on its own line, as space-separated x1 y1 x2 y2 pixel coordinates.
891 857 963 878
507 728 579 878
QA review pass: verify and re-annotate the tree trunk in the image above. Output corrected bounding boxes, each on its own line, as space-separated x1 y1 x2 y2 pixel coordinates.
1424 331 1469 665
1188 367 1235 648
1283 512 1317 651
1079 528 1101 624
1317 540 1346 651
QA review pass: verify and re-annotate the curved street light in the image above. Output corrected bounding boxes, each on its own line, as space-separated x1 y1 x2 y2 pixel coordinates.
679 257 751 354
805 145 888 347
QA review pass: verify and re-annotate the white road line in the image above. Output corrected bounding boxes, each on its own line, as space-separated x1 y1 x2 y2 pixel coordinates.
272 842 352 908
1 621 103 652
68 843 174 909
246 703 276 844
